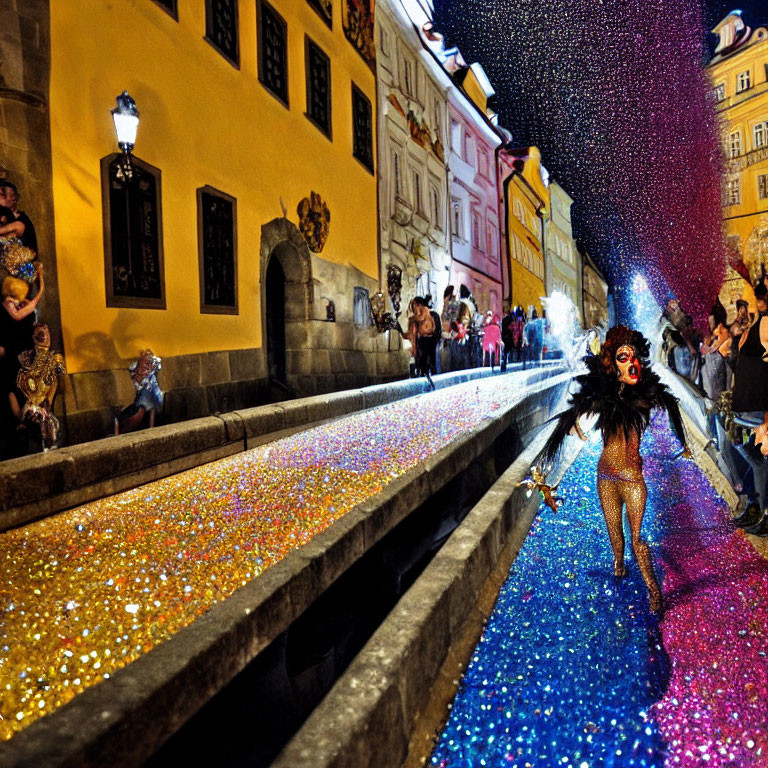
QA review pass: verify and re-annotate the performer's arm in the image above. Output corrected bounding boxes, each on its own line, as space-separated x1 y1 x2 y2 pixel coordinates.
660 390 687 452
542 405 585 465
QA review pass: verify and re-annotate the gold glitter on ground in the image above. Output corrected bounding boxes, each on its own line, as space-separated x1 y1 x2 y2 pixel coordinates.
0 374 538 739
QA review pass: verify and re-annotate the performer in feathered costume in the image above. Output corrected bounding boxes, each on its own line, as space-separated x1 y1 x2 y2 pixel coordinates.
542 325 688 613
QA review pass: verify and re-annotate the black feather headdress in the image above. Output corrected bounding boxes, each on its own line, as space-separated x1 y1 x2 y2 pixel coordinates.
542 327 685 463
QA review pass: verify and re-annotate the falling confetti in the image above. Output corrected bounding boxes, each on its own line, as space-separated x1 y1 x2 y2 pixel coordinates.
434 0 726 326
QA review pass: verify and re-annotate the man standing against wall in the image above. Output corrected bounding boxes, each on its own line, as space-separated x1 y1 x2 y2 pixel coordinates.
0 179 37 254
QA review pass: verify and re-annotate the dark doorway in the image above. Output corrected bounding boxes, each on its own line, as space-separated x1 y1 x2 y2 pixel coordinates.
266 256 286 384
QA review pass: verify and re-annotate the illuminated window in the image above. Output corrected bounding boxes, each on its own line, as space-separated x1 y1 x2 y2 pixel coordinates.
737 70 751 93
713 83 725 102
754 122 768 149
725 177 741 206
206 0 239 67
729 131 742 158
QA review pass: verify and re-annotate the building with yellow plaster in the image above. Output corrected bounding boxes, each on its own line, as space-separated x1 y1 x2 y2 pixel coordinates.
1 0 388 442
499 146 550 316
708 10 768 317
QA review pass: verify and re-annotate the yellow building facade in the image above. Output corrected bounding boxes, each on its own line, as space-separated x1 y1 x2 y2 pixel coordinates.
43 0 381 440
708 11 768 315
500 146 550 315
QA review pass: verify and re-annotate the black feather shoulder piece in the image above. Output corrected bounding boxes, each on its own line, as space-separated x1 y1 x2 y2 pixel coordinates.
542 345 686 463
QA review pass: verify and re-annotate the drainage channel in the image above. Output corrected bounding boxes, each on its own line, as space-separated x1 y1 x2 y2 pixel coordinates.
144 401 551 767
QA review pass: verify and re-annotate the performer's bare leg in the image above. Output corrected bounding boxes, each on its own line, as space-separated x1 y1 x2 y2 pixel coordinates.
621 478 662 612
597 478 626 577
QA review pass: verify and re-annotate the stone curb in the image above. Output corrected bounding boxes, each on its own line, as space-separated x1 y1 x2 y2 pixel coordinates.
271 424 568 768
0 362 561 531
0 371 572 768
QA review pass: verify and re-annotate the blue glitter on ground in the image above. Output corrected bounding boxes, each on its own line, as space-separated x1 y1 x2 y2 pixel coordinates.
431 424 673 768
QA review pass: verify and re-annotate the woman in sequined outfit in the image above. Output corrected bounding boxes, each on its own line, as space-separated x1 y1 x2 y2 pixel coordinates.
543 326 687 613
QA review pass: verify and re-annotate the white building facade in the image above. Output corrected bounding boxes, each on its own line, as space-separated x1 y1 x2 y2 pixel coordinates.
375 0 452 309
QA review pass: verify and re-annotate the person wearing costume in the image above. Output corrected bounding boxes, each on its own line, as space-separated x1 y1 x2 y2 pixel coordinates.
115 349 164 434
542 325 688 614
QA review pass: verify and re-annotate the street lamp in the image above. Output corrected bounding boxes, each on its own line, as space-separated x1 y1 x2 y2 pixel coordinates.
111 90 139 181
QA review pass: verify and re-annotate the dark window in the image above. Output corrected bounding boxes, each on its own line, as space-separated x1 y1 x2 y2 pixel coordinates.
258 0 289 106
205 0 239 67
351 83 373 172
307 0 332 28
197 187 238 314
152 0 178 19
353 286 372 327
101 155 165 309
305 37 331 137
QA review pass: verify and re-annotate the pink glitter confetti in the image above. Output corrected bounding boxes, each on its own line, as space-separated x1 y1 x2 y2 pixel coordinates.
651 430 768 766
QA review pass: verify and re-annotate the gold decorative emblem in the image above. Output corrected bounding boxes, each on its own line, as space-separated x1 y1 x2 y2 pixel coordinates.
297 191 331 253
342 0 375 68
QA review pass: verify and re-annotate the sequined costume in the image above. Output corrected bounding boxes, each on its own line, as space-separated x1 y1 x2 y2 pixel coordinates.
543 326 686 612
16 323 66 450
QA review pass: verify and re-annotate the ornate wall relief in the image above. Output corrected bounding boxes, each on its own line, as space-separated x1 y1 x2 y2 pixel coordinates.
342 0 375 68
297 191 331 253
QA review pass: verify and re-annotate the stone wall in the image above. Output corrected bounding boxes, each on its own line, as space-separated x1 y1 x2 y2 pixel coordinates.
54 216 412 446
60 347 269 446
0 0 61 344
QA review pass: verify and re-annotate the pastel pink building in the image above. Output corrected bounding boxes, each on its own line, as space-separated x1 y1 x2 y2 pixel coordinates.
445 62 505 317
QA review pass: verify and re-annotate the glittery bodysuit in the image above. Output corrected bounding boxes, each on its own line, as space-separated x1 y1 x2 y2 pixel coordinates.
596 426 660 606
543 331 686 614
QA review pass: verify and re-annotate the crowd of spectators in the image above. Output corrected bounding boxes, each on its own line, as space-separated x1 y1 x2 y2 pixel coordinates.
662 279 768 535
0 178 58 459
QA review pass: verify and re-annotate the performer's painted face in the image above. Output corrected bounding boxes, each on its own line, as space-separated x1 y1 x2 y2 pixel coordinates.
615 344 640 385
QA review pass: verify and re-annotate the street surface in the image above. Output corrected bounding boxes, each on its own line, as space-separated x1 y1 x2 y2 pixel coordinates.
0 369 544 741
431 416 768 768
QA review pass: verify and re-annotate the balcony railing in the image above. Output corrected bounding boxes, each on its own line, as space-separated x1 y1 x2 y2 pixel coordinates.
726 144 768 173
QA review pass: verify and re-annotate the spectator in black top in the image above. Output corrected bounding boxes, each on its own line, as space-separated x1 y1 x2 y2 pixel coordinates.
0 203 24 240
0 180 36 253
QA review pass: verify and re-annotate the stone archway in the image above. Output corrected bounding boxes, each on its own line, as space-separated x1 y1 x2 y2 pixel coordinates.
259 218 315 390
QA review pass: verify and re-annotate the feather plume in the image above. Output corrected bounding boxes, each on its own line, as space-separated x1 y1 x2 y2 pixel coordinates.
543 344 686 463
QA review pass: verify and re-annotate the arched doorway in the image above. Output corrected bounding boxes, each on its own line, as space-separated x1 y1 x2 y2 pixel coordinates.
265 256 287 384
260 218 314 393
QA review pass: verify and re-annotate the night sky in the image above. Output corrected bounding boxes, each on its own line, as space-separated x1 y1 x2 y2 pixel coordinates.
432 1 767 323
